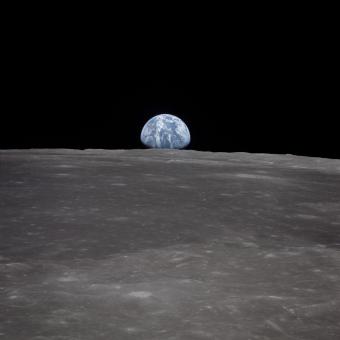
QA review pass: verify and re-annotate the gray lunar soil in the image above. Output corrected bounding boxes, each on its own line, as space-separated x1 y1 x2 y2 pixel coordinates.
0 149 340 339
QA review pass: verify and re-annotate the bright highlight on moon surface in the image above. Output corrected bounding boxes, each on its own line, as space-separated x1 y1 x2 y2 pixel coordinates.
140 114 191 149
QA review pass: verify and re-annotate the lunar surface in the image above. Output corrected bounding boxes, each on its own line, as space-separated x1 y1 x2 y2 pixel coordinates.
0 149 340 339
140 114 191 149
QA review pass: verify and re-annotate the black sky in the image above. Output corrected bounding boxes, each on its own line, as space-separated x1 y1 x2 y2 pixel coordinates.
2 11 337 159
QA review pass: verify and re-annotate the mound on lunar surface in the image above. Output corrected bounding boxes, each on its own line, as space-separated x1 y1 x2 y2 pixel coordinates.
0 149 339 339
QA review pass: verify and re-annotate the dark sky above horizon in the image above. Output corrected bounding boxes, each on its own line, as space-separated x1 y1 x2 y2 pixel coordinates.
2 15 337 159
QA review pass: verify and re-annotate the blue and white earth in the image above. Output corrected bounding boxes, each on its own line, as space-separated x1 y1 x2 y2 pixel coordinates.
140 114 191 149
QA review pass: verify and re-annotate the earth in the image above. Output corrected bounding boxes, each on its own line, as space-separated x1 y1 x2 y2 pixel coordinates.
140 114 191 149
